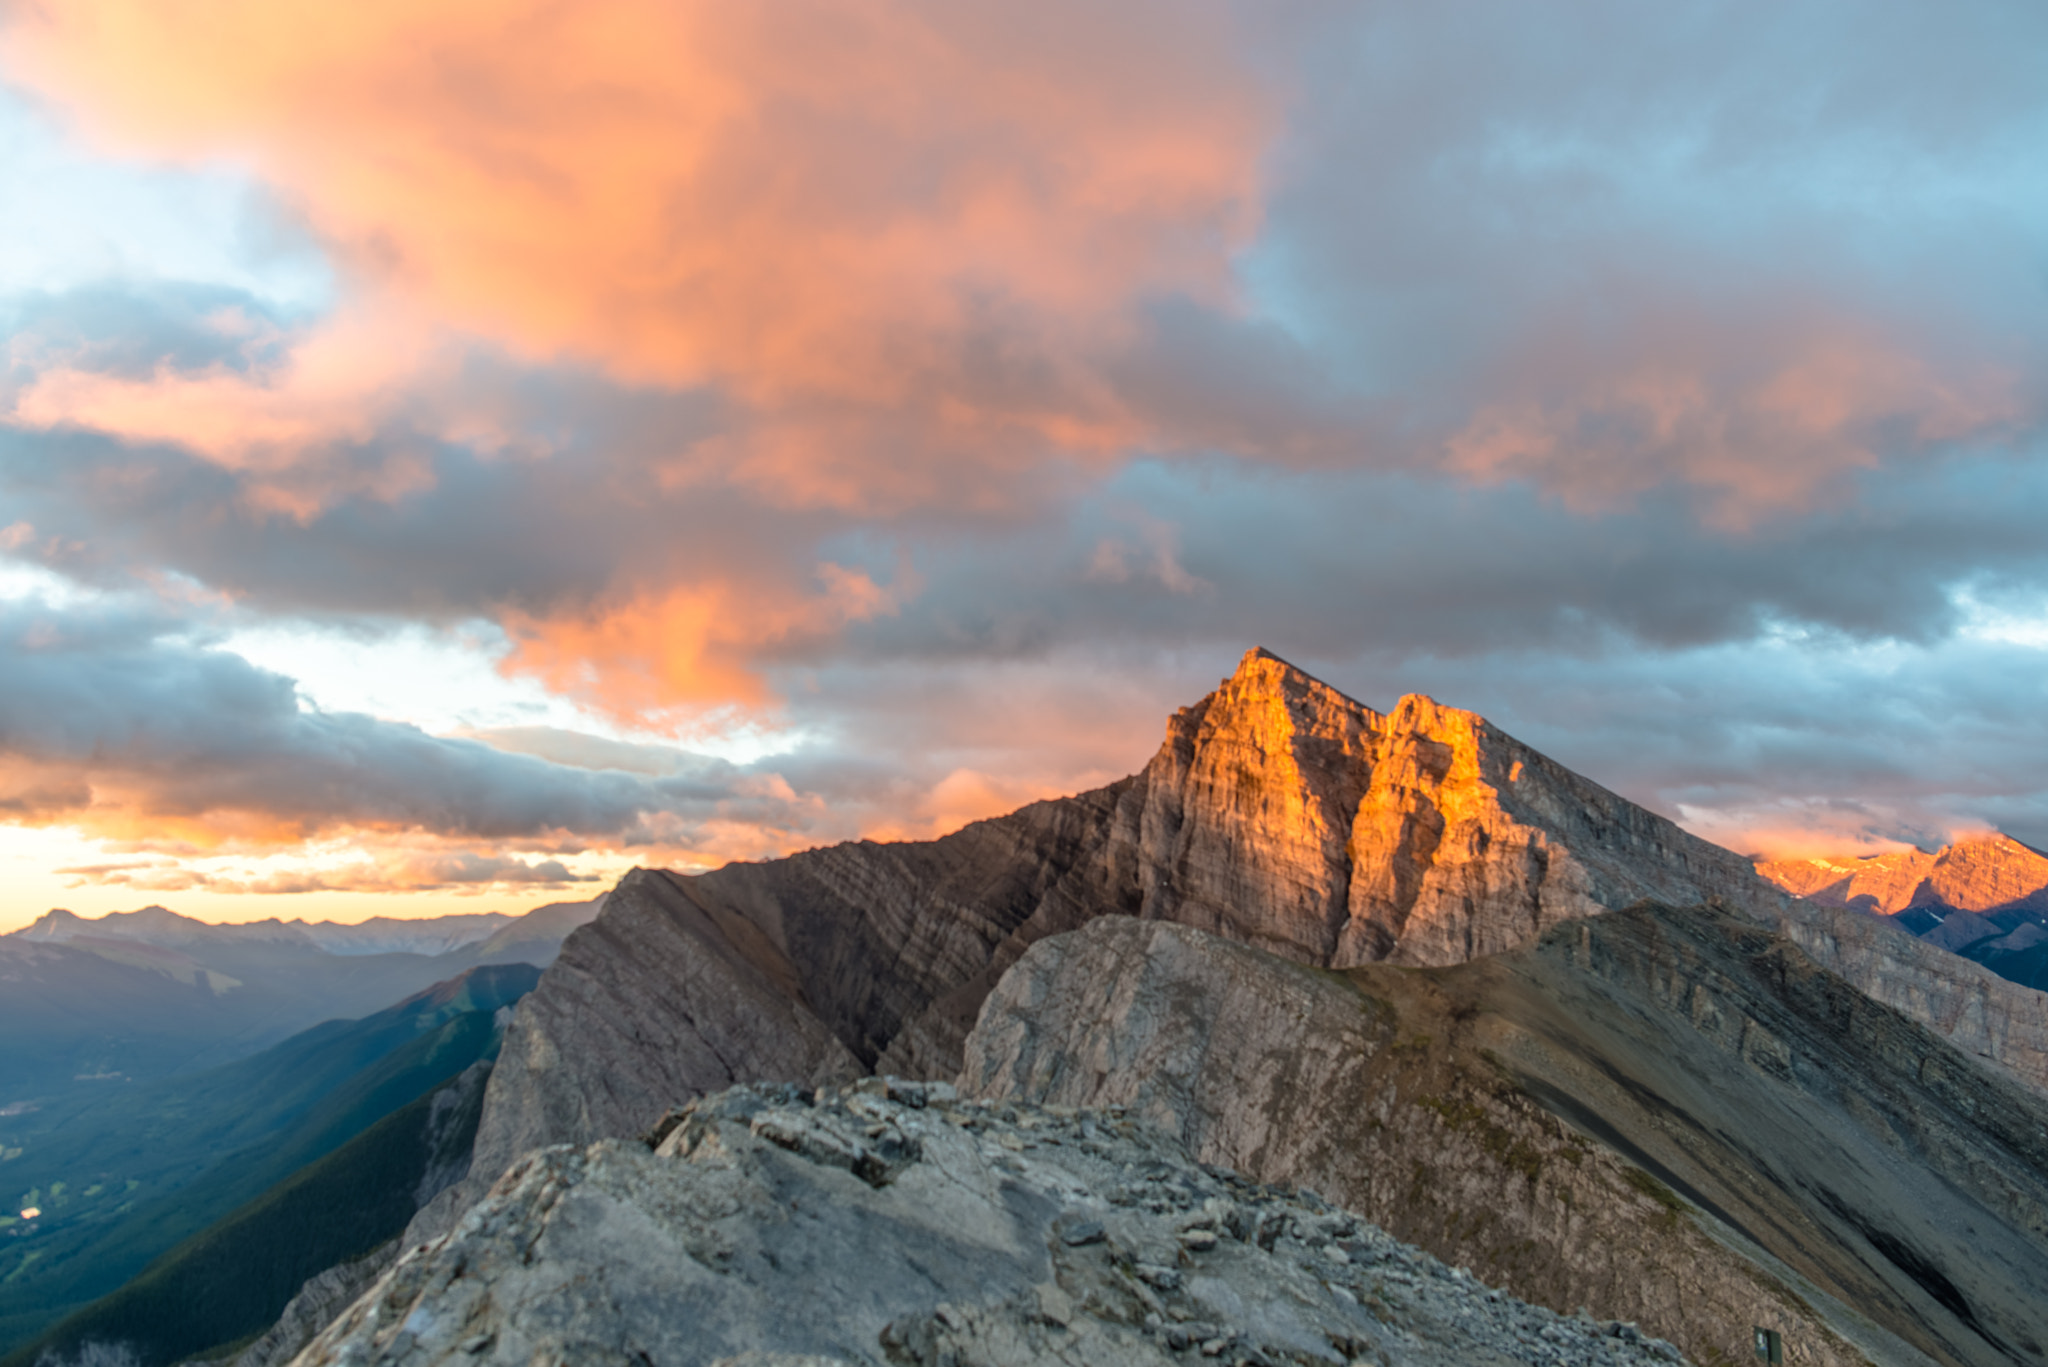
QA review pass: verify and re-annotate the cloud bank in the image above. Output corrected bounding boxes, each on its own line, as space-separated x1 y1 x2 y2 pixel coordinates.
2 0 2047 907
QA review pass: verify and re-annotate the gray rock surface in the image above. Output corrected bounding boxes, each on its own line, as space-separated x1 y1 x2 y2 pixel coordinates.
1767 897 2048 1095
298 1080 1689 1367
961 914 2048 1367
419 648 2048 1306
429 869 866 1241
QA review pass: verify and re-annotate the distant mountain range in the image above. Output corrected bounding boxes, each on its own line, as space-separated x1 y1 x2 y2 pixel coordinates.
1757 835 2048 991
0 898 603 1099
14 907 517 958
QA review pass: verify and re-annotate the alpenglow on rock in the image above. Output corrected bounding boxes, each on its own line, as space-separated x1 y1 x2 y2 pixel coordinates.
436 649 2048 1246
299 1081 1690 1367
444 649 1787 1215
1757 834 2048 920
1118 650 1775 967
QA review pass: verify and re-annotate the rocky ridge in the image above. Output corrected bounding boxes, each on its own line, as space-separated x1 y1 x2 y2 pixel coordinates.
299 1080 1689 1367
440 649 1807 1232
961 913 2048 1367
231 649 2048 1367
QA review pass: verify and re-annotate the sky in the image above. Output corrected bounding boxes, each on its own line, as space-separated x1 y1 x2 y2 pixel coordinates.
3 0 2048 931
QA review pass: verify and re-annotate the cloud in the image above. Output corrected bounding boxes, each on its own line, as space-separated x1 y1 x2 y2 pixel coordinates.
0 593 815 846
4 0 2048 882
4 0 1276 509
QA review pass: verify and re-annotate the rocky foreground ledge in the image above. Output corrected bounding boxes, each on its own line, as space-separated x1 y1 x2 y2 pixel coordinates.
294 1079 1687 1367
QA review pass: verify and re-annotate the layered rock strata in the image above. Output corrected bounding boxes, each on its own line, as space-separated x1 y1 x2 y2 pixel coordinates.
1118 653 1776 968
962 913 2048 1367
302 1080 1689 1367
1766 898 2048 1094
451 648 1792 1219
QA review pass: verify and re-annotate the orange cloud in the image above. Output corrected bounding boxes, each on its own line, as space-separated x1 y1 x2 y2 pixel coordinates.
1446 315 2025 530
7 0 1275 463
499 559 914 726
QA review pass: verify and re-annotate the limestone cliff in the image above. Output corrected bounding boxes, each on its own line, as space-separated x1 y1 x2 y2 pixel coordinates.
443 648 2048 1213
1111 651 1776 968
962 914 2048 1367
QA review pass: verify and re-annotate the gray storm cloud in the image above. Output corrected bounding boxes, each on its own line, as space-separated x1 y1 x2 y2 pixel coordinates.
0 598 793 843
1 0 2046 863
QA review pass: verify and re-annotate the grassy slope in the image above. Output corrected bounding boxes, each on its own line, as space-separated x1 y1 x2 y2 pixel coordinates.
6 1060 490 1367
0 965 537 1356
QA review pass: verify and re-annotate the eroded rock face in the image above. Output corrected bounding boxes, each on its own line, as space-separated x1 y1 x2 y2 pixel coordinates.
961 914 2048 1367
1768 897 2048 1093
300 1081 1690 1367
446 648 2048 1218
1110 651 1777 968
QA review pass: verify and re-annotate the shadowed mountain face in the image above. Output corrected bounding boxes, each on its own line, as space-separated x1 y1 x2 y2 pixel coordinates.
462 652 2048 1215
448 650 1791 1221
959 910 2048 1367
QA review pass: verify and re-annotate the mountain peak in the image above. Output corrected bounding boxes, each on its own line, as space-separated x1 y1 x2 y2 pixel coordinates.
15 905 206 941
1758 831 2048 915
1131 650 1769 967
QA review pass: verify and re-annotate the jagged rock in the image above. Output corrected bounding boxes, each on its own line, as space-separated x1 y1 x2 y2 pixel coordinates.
452 650 1796 1185
1111 654 1776 968
1758 834 2048 917
961 913 2048 1367
296 1082 1688 1367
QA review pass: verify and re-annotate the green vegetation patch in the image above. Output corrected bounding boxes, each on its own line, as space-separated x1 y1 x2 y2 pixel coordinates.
6 1064 488 1367
1414 1091 1548 1185
1621 1166 1693 1231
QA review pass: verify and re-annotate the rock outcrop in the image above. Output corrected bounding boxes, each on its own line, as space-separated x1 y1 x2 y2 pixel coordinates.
1116 654 1775 968
301 1081 1689 1367
961 913 2048 1367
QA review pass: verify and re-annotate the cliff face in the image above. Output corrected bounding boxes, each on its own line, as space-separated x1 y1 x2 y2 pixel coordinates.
961 913 2048 1367
444 648 2048 1233
1110 651 1777 968
1758 834 2048 917
444 648 1785 1224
